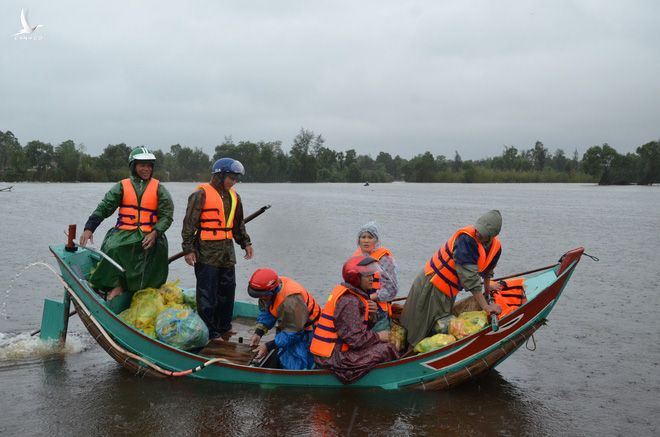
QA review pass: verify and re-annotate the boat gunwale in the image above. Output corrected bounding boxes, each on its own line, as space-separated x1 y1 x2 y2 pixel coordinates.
49 244 580 381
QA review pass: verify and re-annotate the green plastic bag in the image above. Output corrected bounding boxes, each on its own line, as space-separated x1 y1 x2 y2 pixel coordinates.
155 308 209 350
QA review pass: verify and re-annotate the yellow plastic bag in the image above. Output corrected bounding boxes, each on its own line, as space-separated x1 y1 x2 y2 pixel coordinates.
131 288 166 337
449 311 488 339
159 280 184 306
457 311 488 327
389 321 407 353
118 306 137 326
120 282 189 338
414 333 457 353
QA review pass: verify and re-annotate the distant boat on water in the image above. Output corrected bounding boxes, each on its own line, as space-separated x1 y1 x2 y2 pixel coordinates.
0 186 13 192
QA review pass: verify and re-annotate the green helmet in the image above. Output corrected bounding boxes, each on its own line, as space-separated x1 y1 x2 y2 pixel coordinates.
128 146 156 165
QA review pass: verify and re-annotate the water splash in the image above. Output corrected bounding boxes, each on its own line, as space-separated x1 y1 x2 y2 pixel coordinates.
0 261 90 363
0 331 89 363
1 261 62 320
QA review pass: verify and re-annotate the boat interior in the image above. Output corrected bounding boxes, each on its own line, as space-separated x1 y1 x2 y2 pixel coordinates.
65 247 563 368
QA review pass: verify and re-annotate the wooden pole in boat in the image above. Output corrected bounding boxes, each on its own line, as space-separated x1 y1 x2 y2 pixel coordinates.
167 204 271 264
59 224 77 344
388 263 559 304
493 263 558 282
65 224 77 252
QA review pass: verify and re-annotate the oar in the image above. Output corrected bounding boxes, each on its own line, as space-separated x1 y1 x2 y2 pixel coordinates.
493 263 558 282
388 262 559 305
168 204 271 264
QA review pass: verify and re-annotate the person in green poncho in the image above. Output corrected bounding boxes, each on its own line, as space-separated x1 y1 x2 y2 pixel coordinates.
79 146 174 300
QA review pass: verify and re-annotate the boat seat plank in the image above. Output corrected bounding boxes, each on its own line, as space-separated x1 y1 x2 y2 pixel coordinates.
199 341 256 365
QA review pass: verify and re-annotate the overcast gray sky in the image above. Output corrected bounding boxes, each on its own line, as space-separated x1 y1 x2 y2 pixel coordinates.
2 1 658 159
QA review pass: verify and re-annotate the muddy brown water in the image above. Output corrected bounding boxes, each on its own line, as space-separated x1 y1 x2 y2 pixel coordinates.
1 182 658 436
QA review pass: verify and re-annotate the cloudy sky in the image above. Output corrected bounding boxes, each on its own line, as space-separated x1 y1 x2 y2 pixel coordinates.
1 1 658 159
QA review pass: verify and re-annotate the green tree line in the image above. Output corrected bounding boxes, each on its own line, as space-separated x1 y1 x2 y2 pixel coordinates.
1 129 658 185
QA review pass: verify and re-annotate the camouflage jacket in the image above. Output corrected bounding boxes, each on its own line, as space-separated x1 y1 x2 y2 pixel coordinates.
181 184 251 267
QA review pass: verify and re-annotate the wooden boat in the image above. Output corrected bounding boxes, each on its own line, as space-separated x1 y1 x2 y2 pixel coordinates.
40 241 585 390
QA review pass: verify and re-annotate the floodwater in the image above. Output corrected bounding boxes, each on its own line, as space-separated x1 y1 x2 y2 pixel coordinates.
0 182 658 436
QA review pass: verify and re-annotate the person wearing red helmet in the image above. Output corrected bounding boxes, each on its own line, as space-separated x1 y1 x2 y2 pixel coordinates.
310 256 399 384
181 158 254 342
247 268 321 370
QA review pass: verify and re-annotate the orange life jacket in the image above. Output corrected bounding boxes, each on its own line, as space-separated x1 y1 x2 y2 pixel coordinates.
197 184 238 241
268 276 321 331
310 285 370 358
115 178 159 232
351 247 393 315
492 277 526 319
352 246 392 260
424 225 501 300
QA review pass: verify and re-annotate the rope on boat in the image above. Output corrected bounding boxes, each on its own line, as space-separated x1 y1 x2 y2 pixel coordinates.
525 334 537 351
168 358 229 377
583 252 599 262
46 265 232 377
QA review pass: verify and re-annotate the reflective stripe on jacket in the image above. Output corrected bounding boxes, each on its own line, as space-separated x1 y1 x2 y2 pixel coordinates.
115 178 159 232
310 285 370 358
492 277 527 319
424 225 501 300
352 247 393 315
197 183 237 240
268 276 321 331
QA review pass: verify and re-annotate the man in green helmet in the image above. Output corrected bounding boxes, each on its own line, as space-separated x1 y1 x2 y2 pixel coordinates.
79 146 174 300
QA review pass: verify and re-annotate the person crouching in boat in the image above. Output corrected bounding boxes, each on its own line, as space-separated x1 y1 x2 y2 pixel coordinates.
79 147 174 300
311 256 399 384
248 269 321 370
353 221 399 332
400 210 504 347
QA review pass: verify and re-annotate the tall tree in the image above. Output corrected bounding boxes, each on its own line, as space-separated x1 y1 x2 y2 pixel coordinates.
167 144 210 181
636 141 660 185
54 140 81 182
97 143 132 181
24 140 54 176
0 130 25 180
289 128 321 182
531 141 548 171
452 151 463 172
581 144 620 184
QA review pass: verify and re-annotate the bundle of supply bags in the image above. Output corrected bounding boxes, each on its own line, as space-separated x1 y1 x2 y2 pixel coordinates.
119 281 208 350
414 310 489 353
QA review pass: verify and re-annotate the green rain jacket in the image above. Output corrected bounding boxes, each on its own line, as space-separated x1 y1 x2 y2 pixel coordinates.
84 175 174 292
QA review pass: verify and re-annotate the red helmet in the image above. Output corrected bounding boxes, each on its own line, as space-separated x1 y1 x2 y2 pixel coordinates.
342 256 380 289
247 268 280 298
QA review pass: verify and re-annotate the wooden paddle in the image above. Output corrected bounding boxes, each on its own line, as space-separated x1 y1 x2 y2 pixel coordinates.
168 204 271 264
388 262 559 304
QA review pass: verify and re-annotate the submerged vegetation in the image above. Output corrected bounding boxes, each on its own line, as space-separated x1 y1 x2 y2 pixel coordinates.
0 129 658 185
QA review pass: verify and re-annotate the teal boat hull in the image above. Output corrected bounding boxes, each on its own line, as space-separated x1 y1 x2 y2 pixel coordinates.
46 244 584 390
